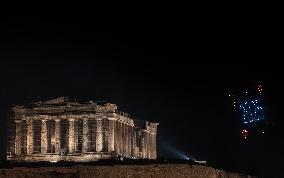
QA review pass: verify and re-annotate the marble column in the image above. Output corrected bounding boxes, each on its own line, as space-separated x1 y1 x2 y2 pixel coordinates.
125 124 128 156
41 119 47 154
151 133 155 159
119 121 123 154
68 118 75 154
15 120 22 156
128 124 132 156
125 123 128 156
114 120 118 153
54 119 61 154
123 122 126 155
150 133 155 159
96 118 103 152
144 131 148 158
148 132 153 159
114 120 117 153
147 132 150 159
153 134 157 159
141 131 146 158
108 117 115 152
82 118 89 153
125 123 128 155
27 119 33 155
131 126 136 157
148 132 151 159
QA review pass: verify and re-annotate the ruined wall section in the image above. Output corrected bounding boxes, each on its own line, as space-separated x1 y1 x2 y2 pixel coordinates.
0 164 257 178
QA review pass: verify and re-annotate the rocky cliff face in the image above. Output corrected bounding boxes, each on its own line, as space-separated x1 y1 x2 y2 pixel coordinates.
0 164 256 178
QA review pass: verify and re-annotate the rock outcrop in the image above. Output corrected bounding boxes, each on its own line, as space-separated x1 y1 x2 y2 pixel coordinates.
0 164 256 178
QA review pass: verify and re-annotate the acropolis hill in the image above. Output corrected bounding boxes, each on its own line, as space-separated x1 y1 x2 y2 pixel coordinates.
0 163 257 178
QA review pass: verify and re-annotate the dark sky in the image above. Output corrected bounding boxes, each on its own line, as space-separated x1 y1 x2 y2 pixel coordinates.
0 16 281 177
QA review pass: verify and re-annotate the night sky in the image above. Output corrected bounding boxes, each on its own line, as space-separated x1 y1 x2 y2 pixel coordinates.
0 16 282 177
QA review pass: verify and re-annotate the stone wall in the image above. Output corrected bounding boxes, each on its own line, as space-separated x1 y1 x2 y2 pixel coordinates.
0 164 256 178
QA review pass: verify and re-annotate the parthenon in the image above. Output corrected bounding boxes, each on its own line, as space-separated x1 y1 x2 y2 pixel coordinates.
7 97 159 162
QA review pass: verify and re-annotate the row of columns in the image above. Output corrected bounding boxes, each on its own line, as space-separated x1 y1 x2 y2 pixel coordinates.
67 117 107 154
14 116 157 159
141 130 157 159
15 117 116 156
15 119 61 156
114 118 134 157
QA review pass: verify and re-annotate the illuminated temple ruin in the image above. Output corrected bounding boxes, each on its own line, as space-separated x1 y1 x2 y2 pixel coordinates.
7 97 159 162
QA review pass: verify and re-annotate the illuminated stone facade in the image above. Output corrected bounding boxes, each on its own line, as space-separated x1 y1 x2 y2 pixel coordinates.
7 97 158 162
